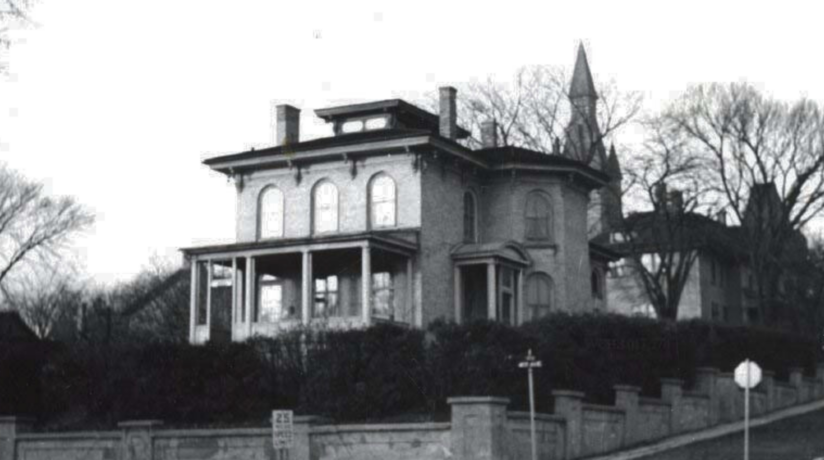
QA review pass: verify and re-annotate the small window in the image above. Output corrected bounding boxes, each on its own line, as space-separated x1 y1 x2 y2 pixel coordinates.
259 186 284 239
463 191 477 243
372 272 394 318
369 174 396 228
313 180 339 234
591 269 603 299
365 117 388 130
342 120 364 133
526 272 553 320
525 191 552 241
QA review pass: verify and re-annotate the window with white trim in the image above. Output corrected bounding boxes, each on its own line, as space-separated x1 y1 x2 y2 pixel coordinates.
259 186 284 239
370 174 396 228
313 180 339 234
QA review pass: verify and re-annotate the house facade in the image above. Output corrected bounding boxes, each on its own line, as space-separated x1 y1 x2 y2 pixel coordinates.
181 47 618 343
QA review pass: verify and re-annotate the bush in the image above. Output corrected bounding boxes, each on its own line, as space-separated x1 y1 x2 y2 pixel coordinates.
1 314 819 429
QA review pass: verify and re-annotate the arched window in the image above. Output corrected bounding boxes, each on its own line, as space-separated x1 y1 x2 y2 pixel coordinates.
258 186 284 239
591 269 603 299
463 191 477 243
369 173 396 228
525 191 552 241
526 272 553 320
313 180 338 234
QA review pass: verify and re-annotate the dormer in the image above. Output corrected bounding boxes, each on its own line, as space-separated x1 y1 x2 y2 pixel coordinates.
314 98 471 139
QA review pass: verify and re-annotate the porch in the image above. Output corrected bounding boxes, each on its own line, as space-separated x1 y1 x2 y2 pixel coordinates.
185 234 417 344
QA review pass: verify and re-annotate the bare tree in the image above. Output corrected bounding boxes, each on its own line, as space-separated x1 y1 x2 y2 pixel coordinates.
0 0 33 69
661 83 824 321
2 266 84 338
0 163 95 293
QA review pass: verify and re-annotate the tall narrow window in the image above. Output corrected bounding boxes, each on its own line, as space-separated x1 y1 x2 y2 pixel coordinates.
259 186 284 239
313 180 339 234
313 275 339 317
463 191 477 243
526 272 553 320
256 273 283 323
591 269 603 299
372 272 394 318
525 191 552 241
369 174 396 228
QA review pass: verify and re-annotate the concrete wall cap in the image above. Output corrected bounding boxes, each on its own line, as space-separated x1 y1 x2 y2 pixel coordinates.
613 384 642 392
118 420 164 429
762 370 776 377
551 389 586 399
660 378 685 385
0 416 35 423
695 367 720 374
295 415 332 425
447 396 510 405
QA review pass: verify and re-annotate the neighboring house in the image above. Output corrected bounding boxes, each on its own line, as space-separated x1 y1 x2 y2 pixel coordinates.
0 310 38 342
601 183 809 326
181 46 620 343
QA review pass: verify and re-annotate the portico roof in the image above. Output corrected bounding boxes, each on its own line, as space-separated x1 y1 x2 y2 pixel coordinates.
181 229 419 260
450 240 532 267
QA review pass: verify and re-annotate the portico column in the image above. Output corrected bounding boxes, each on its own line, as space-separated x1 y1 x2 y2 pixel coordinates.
245 256 255 337
205 260 213 337
189 259 197 343
454 265 463 324
487 262 497 320
301 250 312 325
362 244 372 326
231 258 238 327
406 258 414 325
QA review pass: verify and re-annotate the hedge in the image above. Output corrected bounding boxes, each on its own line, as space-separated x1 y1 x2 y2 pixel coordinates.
0 313 820 429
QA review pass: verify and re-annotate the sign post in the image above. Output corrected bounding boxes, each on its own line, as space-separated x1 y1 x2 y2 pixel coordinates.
519 349 542 460
734 359 762 460
272 410 294 460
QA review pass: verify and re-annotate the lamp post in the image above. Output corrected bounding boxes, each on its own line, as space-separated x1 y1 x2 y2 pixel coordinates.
519 349 542 460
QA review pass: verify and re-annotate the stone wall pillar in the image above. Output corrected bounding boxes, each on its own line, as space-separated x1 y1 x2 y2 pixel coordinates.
613 385 640 447
552 390 585 460
660 378 684 435
760 370 775 412
0 417 33 460
290 416 330 460
119 420 162 460
814 363 824 399
694 368 720 425
716 372 736 422
448 397 509 460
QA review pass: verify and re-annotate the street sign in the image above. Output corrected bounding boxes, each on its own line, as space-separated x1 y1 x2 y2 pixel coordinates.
735 360 762 389
519 349 542 460
272 410 294 449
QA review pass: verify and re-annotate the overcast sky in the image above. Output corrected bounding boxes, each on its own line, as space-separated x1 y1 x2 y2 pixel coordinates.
1 1 823 285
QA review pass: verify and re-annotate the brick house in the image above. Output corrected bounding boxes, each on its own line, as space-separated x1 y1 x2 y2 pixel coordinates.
182 47 619 343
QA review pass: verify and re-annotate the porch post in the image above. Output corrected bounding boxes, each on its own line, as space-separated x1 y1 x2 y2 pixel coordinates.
189 258 197 343
205 260 213 336
487 262 497 320
407 257 415 325
245 256 254 337
231 258 238 326
516 269 524 326
454 265 463 324
362 244 372 326
301 250 312 325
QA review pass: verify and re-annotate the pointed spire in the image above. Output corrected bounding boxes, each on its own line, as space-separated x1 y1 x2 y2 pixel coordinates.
569 42 598 100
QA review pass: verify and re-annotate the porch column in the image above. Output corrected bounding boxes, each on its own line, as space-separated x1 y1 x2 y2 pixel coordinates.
454 266 462 324
231 258 238 326
516 269 524 326
245 256 255 337
407 257 415 325
189 259 197 343
301 250 312 325
205 260 213 335
487 262 497 320
362 244 372 325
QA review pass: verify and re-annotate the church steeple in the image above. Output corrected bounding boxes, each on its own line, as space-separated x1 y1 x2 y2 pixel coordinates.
570 42 598 100
606 143 621 180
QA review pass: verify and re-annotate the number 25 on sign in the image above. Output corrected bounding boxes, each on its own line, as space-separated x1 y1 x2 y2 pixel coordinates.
272 410 294 451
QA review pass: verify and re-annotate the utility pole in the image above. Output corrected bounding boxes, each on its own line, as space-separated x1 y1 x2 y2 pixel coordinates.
519 349 542 460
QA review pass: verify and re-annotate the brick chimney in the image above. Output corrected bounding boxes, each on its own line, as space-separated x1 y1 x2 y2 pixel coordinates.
439 86 458 140
653 183 667 209
668 190 684 212
276 104 300 145
716 210 727 225
481 120 498 148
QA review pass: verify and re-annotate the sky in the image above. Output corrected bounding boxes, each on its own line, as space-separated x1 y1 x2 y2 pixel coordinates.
1 1 823 286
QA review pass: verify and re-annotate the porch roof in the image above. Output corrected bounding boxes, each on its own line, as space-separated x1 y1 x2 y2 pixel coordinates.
450 240 532 267
181 230 419 259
